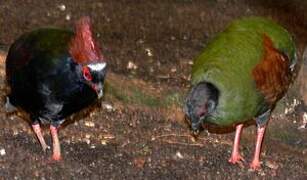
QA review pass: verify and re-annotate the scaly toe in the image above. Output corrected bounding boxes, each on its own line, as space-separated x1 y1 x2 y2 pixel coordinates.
228 154 245 164
249 161 262 171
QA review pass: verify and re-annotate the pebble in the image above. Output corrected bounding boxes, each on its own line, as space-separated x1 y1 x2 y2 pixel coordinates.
127 61 138 70
265 160 279 170
298 112 307 129
85 134 91 139
145 48 153 57
84 139 91 145
101 140 107 145
84 121 95 127
188 60 193 65
175 151 183 159
57 4 66 11
12 129 19 136
171 67 176 73
102 103 114 112
190 136 196 142
259 171 266 176
0 148 6 156
65 14 71 21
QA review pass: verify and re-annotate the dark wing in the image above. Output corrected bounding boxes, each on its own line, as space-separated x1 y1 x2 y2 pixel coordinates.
6 29 74 82
6 34 32 82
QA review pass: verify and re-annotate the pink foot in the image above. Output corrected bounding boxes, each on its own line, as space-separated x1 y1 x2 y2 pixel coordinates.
228 153 245 164
229 124 245 167
32 124 50 152
46 156 62 164
250 160 261 171
249 125 266 171
52 154 62 161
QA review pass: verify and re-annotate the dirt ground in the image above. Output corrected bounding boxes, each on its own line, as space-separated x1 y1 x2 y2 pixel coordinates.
0 0 307 179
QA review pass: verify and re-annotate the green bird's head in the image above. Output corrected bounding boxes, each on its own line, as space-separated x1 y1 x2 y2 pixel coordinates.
184 82 219 135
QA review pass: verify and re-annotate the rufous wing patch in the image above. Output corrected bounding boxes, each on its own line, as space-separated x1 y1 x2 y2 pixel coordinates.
69 16 104 64
252 34 292 107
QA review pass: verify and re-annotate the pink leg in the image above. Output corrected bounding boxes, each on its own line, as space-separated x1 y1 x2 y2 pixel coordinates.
50 125 61 161
229 124 245 165
32 124 50 152
250 125 266 170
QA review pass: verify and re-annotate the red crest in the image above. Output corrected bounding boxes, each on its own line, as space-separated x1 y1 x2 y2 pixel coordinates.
69 17 104 64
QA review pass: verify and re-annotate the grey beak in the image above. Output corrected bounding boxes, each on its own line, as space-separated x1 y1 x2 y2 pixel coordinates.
97 89 103 99
192 129 200 136
95 83 104 99
191 122 201 136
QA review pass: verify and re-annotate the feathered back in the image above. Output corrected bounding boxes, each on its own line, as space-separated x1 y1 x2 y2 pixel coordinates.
69 17 104 64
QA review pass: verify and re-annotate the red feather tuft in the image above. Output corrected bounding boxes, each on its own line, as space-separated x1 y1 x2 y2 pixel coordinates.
69 16 104 64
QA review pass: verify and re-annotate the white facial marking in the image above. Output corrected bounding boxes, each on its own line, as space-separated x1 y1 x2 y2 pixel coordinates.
88 62 106 71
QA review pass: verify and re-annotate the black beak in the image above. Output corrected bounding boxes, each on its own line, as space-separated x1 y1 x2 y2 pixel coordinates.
192 129 200 137
184 114 203 137
191 121 202 136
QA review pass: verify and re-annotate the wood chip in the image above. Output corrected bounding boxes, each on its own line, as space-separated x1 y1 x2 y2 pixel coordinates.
265 160 279 170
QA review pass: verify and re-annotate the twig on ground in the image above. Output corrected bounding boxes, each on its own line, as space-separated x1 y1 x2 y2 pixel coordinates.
151 133 233 146
151 133 193 140
159 139 205 147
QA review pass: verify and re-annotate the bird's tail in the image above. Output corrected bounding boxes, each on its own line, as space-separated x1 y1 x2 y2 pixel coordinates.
4 96 17 113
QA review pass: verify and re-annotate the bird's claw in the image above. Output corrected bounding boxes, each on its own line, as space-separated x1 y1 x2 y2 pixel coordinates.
228 153 245 168
249 160 262 171
298 123 307 129
228 153 245 164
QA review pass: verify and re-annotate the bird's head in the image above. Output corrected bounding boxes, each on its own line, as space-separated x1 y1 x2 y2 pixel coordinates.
184 82 219 136
82 62 107 98
69 16 107 98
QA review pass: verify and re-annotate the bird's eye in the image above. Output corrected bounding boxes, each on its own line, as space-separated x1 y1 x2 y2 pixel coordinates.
82 66 92 81
207 100 215 113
